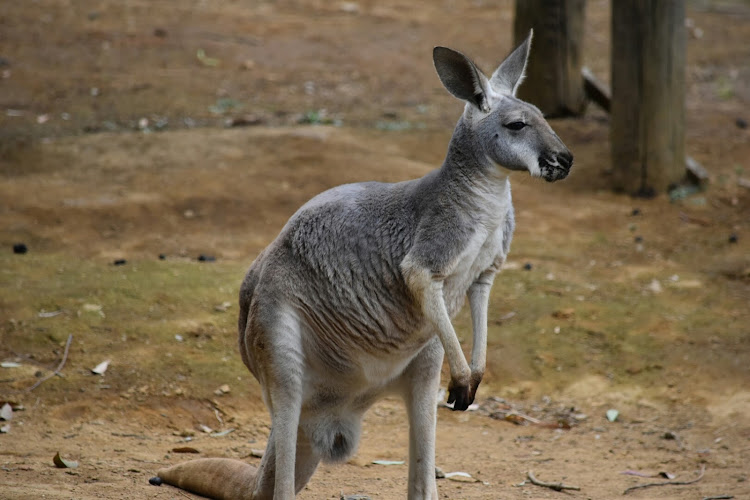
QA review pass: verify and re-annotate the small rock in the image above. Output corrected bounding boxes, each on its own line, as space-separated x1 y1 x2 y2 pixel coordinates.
158 254 166 260
197 254 216 262
631 208 641 216
523 263 532 271
153 28 168 38
736 117 748 129
646 279 663 294
1 403 13 421
12 243 27 254
113 259 127 266
634 236 643 243
339 2 361 14
148 476 163 486
728 233 738 244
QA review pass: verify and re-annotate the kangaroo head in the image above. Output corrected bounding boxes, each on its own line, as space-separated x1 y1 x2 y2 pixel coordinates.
433 30 573 182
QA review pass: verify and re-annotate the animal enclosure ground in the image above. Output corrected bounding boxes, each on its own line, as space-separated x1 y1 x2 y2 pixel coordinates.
1 1 749 499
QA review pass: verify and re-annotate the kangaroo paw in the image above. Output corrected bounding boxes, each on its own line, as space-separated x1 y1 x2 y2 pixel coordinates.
155 458 257 500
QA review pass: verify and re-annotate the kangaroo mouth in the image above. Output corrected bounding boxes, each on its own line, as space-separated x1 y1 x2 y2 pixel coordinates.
538 153 573 182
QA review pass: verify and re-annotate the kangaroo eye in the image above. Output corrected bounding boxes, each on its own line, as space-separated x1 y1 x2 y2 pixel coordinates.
504 121 526 131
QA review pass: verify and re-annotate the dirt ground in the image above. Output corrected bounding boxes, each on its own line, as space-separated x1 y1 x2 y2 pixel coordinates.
1 1 749 499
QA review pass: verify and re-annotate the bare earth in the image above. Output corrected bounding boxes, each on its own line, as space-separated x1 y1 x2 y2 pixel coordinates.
1 1 749 499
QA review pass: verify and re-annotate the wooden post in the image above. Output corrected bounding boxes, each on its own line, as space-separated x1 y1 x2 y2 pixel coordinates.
513 0 587 117
611 0 686 195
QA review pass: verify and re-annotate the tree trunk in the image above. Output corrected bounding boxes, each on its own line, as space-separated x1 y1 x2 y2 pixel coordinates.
610 0 686 195
513 0 587 117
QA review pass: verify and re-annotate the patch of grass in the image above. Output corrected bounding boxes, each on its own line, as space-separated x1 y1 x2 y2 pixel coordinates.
1 253 249 400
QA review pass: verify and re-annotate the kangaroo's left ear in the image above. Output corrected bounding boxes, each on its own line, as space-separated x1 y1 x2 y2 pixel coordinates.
490 29 533 96
433 46 491 112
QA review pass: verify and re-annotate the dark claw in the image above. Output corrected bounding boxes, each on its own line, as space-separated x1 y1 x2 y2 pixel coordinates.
447 385 474 411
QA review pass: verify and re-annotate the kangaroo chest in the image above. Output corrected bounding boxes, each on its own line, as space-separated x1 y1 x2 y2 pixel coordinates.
442 221 508 317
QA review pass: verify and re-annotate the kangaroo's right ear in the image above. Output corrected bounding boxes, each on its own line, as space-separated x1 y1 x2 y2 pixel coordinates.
433 47 491 113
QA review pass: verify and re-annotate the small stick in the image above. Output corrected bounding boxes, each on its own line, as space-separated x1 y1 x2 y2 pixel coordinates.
702 496 733 500
26 334 73 392
527 470 581 492
623 465 706 495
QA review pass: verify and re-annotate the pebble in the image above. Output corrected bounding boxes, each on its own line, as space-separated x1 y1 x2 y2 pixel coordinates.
736 117 748 129
13 243 27 254
113 259 127 266
523 263 532 271
728 233 738 244
148 476 162 486
631 208 641 216
198 254 216 262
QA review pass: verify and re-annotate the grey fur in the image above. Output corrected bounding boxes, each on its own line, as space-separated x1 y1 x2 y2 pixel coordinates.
236 30 572 499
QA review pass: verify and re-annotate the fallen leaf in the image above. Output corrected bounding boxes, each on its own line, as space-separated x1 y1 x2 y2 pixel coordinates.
372 460 404 466
552 308 575 319
91 359 110 375
53 452 78 469
445 471 479 483
214 301 232 312
38 310 63 318
172 447 200 454
196 49 220 67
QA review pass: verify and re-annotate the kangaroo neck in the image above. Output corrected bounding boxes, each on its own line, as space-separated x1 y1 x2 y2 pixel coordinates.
437 116 511 201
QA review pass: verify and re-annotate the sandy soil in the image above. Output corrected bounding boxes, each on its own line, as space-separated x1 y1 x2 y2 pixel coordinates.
1 1 749 499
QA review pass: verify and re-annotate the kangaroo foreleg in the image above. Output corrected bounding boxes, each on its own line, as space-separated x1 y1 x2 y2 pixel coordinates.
466 269 497 399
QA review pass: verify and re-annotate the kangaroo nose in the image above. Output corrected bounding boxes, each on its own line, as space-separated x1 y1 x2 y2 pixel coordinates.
558 150 573 171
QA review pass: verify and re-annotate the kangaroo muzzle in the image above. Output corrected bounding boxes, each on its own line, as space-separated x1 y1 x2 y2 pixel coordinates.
539 150 573 182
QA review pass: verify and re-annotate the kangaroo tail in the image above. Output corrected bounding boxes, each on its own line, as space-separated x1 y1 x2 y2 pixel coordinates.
154 458 257 500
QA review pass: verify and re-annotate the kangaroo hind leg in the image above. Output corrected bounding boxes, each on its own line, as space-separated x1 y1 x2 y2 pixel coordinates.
401 337 443 500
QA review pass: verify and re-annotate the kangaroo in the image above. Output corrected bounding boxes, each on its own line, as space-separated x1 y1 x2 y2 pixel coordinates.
153 30 572 499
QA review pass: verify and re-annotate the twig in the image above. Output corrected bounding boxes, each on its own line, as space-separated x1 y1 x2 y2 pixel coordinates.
702 496 733 500
527 470 581 492
25 334 73 392
623 465 706 495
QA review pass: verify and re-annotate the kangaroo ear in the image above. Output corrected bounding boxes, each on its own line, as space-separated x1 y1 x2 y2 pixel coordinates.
433 47 491 112
490 29 533 96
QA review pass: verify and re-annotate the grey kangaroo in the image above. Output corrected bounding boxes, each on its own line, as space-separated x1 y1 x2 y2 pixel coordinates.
154 30 572 499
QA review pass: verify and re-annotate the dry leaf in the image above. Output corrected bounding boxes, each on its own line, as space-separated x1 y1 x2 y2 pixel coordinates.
91 359 110 375
445 471 478 483
172 447 200 454
53 452 78 469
